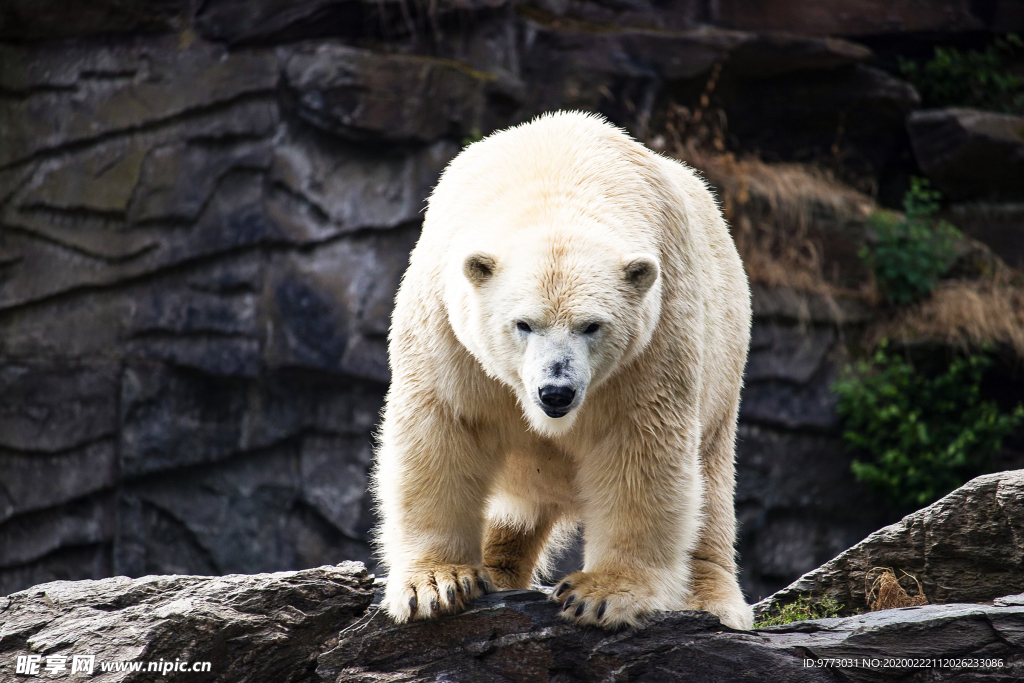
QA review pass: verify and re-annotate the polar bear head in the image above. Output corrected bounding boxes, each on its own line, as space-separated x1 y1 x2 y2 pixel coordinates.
432 112 668 436
449 227 662 436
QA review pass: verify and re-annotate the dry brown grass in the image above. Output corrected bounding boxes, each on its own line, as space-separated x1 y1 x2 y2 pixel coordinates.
686 148 873 294
651 102 876 296
868 278 1024 357
866 568 928 611
648 92 1024 358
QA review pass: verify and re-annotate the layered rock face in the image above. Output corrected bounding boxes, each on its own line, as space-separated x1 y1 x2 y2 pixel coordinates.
0 36 432 595
1 0 1021 601
755 470 1024 617
735 288 893 601
907 108 1024 202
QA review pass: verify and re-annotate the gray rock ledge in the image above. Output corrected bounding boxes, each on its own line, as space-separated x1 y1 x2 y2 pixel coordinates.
755 470 1024 618
0 562 374 682
4 473 1023 682
318 589 1024 682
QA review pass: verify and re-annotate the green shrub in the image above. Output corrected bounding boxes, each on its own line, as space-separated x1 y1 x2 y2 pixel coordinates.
860 178 961 305
899 34 1024 114
754 596 844 628
833 341 1024 510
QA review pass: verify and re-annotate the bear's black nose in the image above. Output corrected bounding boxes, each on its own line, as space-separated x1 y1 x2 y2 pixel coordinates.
539 385 575 409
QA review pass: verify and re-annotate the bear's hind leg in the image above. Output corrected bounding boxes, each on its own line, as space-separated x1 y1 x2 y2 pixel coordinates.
483 514 557 590
687 415 754 630
484 443 575 590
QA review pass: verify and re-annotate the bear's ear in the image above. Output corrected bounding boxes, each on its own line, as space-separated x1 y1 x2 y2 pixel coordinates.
623 254 660 294
463 252 497 286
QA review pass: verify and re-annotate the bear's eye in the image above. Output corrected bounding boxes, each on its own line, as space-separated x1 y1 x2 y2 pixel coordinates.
516 321 532 333
584 323 601 334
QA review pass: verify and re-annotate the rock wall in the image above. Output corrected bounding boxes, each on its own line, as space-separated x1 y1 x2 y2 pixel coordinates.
0 36 426 593
1 0 1021 600
734 289 891 600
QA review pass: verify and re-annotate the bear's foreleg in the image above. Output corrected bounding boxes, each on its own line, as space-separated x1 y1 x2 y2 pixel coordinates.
375 394 500 622
551 432 703 628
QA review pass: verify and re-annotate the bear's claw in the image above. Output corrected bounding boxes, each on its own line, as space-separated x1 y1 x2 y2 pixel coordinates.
383 563 491 622
550 570 652 628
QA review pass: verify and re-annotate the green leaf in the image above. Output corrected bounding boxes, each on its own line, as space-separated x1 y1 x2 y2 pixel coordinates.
861 179 961 304
832 342 1024 510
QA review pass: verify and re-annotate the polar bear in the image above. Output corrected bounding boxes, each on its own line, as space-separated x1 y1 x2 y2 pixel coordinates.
372 111 753 630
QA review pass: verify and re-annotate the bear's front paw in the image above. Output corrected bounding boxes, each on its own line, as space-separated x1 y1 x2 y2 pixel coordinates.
382 563 493 623
550 571 654 628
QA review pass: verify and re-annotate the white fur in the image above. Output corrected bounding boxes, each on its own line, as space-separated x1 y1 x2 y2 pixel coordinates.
372 111 754 630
